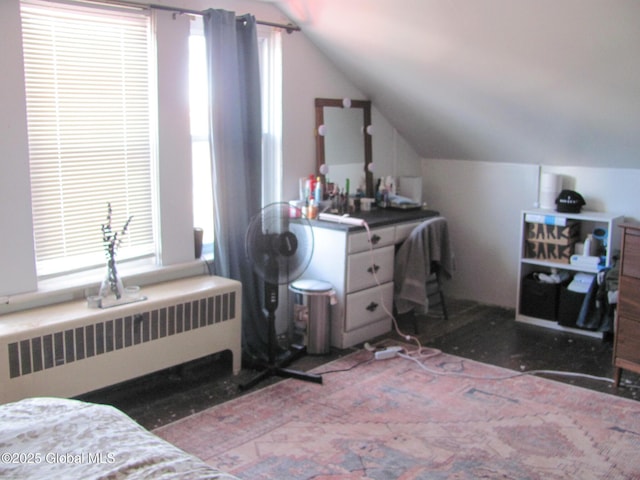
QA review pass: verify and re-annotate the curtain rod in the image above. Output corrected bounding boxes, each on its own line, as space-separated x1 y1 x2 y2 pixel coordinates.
81 0 300 32
149 3 301 33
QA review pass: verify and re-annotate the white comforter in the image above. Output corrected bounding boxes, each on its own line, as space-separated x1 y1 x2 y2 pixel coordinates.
0 397 238 480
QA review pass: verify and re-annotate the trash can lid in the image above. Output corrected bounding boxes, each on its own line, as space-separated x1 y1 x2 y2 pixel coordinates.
289 279 334 294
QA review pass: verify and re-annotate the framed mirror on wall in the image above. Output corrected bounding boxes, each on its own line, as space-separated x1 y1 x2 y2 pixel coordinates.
315 98 373 198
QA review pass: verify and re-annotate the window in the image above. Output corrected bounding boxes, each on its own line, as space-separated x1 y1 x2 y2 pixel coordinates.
21 0 155 277
189 18 282 258
257 25 283 206
188 20 214 257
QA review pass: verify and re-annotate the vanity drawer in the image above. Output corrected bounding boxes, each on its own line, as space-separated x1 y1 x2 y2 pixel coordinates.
348 226 395 254
394 221 421 244
346 246 394 292
345 282 394 332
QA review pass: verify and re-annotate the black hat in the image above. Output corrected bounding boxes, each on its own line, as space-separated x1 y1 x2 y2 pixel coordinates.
556 190 585 213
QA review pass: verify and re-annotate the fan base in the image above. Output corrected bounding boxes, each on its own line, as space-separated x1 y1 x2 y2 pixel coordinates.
238 345 323 391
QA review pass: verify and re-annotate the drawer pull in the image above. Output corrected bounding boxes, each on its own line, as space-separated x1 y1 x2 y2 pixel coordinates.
367 264 380 274
370 234 381 245
366 302 379 312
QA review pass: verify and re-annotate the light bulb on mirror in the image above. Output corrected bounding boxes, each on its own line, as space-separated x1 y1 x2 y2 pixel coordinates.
367 162 375 173
317 124 326 136
319 163 329 175
342 98 351 108
360 125 374 136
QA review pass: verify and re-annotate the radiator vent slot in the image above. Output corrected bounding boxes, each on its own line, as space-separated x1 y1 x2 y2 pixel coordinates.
8 291 236 379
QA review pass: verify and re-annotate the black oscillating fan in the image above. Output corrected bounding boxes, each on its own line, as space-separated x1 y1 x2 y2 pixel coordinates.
239 202 322 390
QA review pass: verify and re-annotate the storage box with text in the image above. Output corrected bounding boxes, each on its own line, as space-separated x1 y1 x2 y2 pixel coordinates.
524 240 576 263
525 220 580 245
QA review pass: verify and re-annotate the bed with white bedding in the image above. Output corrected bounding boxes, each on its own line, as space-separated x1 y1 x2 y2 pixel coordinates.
0 397 238 479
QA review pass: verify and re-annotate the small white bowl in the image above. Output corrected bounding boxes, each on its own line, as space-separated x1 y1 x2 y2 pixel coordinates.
124 285 141 298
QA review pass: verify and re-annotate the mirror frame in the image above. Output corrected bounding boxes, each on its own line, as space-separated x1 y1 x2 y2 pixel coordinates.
315 98 373 198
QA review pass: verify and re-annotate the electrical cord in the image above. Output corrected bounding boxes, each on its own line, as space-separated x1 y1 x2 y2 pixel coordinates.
361 221 437 359
397 352 619 384
313 356 374 375
315 347 637 391
315 343 639 392
338 221 639 391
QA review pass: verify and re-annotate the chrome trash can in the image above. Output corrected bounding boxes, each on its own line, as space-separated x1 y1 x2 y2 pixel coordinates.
289 279 336 355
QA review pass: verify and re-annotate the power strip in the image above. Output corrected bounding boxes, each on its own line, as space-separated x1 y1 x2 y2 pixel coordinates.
374 346 403 360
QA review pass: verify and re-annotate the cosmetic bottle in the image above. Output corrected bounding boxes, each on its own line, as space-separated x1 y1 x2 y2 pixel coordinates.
315 176 322 202
583 234 593 256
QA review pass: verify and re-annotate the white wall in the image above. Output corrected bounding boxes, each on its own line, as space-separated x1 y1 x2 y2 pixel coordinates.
280 26 365 201
276 0 640 170
280 29 420 201
155 11 194 267
274 0 640 310
423 159 640 308
0 0 418 305
0 1 37 296
372 116 421 180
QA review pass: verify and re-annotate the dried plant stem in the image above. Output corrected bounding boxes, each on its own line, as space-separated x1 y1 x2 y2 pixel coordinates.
101 202 133 299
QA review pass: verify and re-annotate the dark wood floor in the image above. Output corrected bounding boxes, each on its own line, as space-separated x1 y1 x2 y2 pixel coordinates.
78 298 640 430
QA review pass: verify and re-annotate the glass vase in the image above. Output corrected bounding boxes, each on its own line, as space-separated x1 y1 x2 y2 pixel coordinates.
99 259 124 301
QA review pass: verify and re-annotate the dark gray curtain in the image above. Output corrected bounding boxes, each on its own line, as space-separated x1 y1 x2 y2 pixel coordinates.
203 10 266 359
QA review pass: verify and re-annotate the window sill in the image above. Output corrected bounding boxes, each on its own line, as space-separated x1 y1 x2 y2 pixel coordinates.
0 259 212 316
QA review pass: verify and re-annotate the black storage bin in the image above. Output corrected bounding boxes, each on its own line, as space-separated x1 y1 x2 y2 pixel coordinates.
520 273 561 321
557 286 582 327
557 285 595 328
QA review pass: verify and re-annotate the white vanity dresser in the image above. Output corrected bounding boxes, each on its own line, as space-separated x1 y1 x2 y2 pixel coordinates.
301 208 439 349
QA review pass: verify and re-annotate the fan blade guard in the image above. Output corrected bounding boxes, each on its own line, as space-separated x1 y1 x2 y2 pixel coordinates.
246 202 314 285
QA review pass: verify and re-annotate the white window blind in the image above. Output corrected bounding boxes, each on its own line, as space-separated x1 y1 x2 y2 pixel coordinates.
21 0 156 277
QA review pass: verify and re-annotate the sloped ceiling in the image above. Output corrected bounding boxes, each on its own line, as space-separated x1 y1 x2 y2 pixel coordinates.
273 0 640 168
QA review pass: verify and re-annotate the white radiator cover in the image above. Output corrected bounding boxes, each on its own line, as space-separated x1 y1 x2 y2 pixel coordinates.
0 276 242 404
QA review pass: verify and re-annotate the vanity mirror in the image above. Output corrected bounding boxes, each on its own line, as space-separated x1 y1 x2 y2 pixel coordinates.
315 98 373 198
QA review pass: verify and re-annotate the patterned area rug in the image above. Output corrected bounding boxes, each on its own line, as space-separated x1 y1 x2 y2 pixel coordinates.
155 348 640 479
